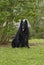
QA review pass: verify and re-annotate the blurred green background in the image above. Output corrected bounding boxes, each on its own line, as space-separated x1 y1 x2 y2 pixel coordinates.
0 0 44 44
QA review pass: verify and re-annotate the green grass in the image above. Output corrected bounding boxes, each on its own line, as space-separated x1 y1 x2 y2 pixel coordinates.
0 46 44 65
29 39 44 46
29 39 44 43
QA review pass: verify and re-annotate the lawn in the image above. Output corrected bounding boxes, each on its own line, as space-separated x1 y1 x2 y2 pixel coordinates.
29 39 44 44
0 46 44 65
0 39 44 65
29 39 44 46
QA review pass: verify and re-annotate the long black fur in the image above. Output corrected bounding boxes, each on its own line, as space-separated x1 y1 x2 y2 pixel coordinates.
12 19 29 48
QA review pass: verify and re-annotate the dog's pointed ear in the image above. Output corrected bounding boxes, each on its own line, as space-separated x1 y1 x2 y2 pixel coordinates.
25 20 27 24
20 19 23 25
21 19 23 23
20 19 23 28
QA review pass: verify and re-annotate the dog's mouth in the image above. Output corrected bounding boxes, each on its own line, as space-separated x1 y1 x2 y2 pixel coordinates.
22 29 24 31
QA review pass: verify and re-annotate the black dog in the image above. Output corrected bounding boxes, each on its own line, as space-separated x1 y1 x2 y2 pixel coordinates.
12 19 30 48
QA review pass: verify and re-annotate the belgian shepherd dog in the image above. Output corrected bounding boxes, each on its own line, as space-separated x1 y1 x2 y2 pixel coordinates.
12 19 30 48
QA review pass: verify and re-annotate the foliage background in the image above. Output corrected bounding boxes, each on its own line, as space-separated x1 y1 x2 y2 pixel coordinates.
0 0 44 44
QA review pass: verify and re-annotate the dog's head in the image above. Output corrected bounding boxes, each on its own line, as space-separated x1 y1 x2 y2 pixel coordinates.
20 19 28 32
